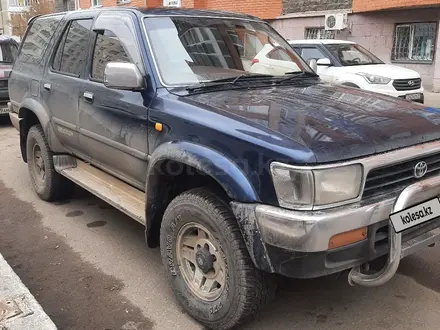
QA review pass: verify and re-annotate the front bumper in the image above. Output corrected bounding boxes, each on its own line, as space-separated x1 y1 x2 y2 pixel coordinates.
231 175 440 284
360 82 424 103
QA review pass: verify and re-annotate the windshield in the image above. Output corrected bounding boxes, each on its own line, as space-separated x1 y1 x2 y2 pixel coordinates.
143 16 312 86
0 41 18 64
325 43 383 66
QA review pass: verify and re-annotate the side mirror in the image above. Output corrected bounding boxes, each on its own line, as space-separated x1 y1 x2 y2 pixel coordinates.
316 58 332 66
308 59 318 72
104 62 144 90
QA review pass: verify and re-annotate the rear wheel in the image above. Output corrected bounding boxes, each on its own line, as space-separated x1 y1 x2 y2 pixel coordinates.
26 124 73 201
160 187 276 330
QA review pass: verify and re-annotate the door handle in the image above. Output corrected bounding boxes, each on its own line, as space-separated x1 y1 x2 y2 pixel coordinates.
83 91 94 103
43 83 51 91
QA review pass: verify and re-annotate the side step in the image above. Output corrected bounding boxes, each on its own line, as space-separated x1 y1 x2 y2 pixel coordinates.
53 155 146 224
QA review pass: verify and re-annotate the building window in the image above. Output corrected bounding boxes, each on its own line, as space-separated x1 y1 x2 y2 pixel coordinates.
8 0 29 7
91 0 102 7
392 22 436 63
305 28 335 40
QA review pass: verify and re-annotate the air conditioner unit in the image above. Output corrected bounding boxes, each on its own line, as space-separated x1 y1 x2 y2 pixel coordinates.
324 13 348 30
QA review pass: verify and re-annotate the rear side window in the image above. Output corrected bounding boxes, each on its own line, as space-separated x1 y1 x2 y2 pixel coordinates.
300 47 326 61
52 19 93 76
19 15 63 64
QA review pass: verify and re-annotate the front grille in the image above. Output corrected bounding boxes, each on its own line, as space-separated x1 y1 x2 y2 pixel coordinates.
373 217 440 253
363 152 440 199
393 78 421 91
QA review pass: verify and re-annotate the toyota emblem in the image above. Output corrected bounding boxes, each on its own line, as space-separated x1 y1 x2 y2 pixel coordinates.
414 161 428 179
408 80 415 86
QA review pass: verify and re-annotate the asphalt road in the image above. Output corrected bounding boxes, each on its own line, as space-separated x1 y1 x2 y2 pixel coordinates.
1 119 440 330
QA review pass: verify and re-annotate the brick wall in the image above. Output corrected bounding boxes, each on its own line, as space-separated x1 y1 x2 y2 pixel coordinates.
54 0 75 11
353 0 440 12
282 0 352 14
182 0 282 19
78 0 147 9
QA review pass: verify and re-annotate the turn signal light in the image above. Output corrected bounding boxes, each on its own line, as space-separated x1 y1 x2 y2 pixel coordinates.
155 122 163 132
328 227 368 249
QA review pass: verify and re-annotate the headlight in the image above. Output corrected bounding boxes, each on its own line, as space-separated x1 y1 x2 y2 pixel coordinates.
271 162 363 210
356 72 391 84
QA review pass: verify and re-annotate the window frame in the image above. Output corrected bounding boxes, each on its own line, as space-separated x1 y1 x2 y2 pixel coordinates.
50 18 94 78
304 27 335 40
391 21 438 64
91 0 102 7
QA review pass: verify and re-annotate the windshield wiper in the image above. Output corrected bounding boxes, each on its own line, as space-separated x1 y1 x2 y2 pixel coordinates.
277 71 319 83
186 74 275 92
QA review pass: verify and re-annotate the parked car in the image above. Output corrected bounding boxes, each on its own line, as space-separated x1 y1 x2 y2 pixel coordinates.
288 39 425 103
8 8 440 330
0 35 19 116
248 43 301 75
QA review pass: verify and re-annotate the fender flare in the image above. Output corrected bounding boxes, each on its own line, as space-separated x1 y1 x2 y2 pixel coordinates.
18 98 51 133
144 141 259 245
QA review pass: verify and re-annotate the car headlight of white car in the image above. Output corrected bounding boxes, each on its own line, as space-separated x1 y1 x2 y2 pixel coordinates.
270 162 363 210
356 72 391 85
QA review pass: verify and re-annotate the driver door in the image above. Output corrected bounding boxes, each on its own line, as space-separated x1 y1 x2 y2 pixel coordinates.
78 12 150 189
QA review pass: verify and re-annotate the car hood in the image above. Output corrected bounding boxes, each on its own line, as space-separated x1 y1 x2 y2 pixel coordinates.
341 64 420 80
182 82 440 163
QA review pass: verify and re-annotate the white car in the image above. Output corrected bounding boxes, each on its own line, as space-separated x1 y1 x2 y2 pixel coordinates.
248 44 301 75
288 39 424 103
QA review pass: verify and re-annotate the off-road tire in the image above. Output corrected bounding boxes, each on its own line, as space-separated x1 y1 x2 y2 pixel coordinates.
160 187 276 330
26 124 73 201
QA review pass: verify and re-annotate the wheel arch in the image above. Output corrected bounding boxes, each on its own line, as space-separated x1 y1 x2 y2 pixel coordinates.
145 141 259 248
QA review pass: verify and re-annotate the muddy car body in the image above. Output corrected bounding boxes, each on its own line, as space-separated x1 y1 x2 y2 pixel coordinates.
8 7 440 329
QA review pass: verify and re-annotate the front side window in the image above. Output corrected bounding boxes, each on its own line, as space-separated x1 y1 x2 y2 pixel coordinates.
91 31 130 81
144 16 311 86
325 43 383 66
90 12 144 82
53 19 93 76
391 22 436 63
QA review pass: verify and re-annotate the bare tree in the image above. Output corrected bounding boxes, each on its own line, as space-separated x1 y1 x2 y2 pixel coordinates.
10 0 55 38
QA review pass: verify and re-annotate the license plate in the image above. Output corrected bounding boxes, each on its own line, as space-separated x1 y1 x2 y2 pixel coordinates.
0 107 8 114
390 197 440 233
405 93 421 100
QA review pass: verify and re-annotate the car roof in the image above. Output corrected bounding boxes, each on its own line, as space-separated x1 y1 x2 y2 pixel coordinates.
54 7 264 22
288 39 356 45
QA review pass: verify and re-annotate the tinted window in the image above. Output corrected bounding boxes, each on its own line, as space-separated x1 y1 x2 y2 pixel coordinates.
300 47 327 61
19 15 63 64
91 30 130 81
0 42 18 63
53 19 93 76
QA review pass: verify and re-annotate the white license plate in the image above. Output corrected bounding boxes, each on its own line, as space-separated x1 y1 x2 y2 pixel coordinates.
0 107 8 114
390 197 440 233
405 93 421 100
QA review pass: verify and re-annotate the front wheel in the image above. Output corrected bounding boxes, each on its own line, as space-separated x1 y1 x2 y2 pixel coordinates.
160 188 276 330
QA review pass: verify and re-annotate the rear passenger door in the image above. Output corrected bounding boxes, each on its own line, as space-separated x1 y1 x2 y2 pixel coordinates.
42 17 93 156
78 12 149 189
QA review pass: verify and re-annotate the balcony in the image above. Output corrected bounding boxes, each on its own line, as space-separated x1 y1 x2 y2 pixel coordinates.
8 0 30 12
